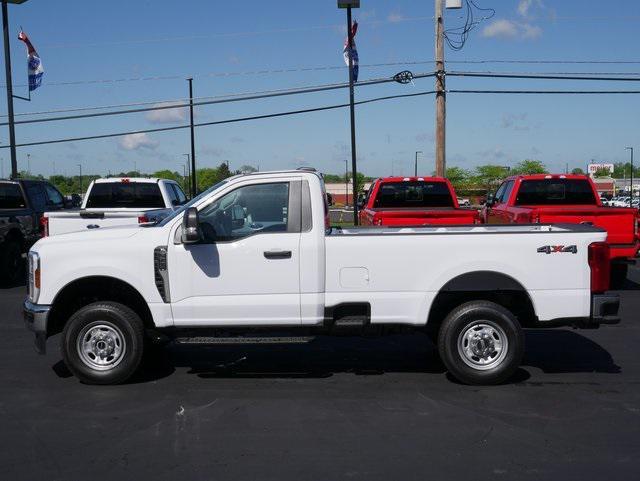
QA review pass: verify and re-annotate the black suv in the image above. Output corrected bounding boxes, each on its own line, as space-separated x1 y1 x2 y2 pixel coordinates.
0 179 69 283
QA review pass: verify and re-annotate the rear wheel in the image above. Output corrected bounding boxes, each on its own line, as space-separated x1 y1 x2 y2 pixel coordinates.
62 302 144 385
438 301 524 385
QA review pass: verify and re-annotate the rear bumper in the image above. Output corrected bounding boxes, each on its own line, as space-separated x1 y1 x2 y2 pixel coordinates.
546 294 620 329
609 242 640 260
23 300 50 354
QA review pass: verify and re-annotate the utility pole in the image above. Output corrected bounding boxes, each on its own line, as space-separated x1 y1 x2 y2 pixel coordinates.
415 151 423 177
77 163 82 195
434 0 446 177
2 1 17 180
187 78 197 196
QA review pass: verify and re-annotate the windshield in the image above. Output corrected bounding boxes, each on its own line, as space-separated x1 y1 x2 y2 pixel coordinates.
0 183 26 209
515 179 597 205
374 181 454 208
156 180 228 226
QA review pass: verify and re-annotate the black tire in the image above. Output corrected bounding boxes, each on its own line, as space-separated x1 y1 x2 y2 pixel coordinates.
438 301 524 385
610 264 628 289
0 239 23 285
61 302 144 385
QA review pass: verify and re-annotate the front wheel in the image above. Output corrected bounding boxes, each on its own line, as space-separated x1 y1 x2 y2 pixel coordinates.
62 302 144 385
438 301 524 385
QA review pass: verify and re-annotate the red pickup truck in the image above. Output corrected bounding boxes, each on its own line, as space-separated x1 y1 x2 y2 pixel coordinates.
359 176 479 226
481 174 639 285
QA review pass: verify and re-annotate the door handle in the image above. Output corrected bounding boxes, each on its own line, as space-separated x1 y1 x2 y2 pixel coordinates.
264 250 292 259
87 224 100 229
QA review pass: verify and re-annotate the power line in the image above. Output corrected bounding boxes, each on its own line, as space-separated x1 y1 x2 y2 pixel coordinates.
447 71 640 81
449 89 640 94
447 59 640 65
0 73 436 126
0 90 437 149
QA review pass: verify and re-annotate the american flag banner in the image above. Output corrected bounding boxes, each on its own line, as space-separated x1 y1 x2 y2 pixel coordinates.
17 30 44 92
343 20 359 82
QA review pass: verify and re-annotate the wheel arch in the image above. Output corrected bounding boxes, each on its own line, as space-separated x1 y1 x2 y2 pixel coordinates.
48 276 154 338
426 270 537 337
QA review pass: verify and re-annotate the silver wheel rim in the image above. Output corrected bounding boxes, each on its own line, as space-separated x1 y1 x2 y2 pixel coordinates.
457 320 508 371
76 322 126 371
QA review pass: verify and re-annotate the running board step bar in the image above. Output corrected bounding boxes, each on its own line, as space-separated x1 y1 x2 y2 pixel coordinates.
174 336 315 345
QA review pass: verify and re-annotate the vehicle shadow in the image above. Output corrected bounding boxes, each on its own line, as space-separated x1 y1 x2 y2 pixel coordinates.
79 329 620 385
0 261 26 289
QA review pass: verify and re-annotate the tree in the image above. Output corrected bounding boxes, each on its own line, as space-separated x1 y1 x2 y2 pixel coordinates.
474 165 510 189
445 167 470 188
511 159 548 175
593 168 611 178
238 165 257 174
571 168 585 175
152 170 182 182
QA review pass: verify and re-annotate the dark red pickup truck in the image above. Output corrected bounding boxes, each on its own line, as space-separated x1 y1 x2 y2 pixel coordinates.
481 174 639 284
359 176 479 226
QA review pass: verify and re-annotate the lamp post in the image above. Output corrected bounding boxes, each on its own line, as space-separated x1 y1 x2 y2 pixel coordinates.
344 159 349 206
77 163 82 195
338 0 360 224
625 147 634 207
414 151 423 177
187 78 197 196
2 0 29 179
26 152 30 175
183 154 191 197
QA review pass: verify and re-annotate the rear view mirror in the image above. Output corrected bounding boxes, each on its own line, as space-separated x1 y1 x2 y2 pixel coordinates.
485 193 495 207
357 193 366 208
181 207 201 244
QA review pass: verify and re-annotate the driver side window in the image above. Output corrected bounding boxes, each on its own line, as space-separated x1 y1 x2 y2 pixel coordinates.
198 182 290 242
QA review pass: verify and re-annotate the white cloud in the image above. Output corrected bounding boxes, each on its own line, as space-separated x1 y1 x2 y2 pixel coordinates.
145 102 187 124
119 133 158 151
517 0 533 17
482 19 541 40
517 0 546 19
387 13 404 23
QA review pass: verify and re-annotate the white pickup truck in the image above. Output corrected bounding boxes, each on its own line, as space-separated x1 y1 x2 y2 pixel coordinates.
24 169 620 385
42 177 187 236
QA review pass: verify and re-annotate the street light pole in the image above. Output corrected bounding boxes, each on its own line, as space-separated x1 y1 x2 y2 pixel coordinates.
626 147 634 207
187 78 197 196
2 1 18 179
77 163 82 195
183 153 191 198
344 159 349 206
414 151 423 177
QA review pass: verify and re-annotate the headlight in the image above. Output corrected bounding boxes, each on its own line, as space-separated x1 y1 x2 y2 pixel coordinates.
28 251 40 303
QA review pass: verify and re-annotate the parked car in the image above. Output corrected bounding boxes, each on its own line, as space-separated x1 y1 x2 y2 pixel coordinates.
457 197 471 207
24 169 619 386
481 174 639 286
42 177 188 236
0 179 69 282
359 176 479 226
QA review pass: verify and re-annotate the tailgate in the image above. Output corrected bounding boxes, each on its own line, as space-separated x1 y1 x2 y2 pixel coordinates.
376 208 478 226
535 207 637 244
46 211 143 236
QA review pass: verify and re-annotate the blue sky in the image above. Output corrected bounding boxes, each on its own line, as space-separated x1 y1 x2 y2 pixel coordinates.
1 0 640 177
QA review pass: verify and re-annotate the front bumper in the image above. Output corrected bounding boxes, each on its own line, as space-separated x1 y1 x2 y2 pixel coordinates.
23 300 50 354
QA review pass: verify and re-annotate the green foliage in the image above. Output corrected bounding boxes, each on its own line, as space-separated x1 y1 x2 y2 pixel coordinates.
196 162 235 192
151 170 182 182
571 168 585 175
511 159 548 175
473 165 511 188
445 167 471 189
593 168 611 178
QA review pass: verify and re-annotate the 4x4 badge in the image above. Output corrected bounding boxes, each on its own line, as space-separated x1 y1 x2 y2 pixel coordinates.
537 245 577 254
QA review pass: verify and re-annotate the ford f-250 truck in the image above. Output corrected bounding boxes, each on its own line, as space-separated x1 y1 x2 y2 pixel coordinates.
42 177 188 236
24 169 620 386
359 176 479 226
481 174 639 286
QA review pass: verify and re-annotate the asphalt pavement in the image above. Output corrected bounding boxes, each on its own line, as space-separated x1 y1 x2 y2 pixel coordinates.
1 268 639 480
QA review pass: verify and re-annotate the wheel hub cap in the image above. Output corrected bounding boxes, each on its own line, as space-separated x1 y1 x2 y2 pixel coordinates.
77 323 126 371
457 321 508 371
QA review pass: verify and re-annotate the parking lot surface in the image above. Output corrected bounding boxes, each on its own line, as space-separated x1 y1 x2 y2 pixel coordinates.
1 269 639 481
